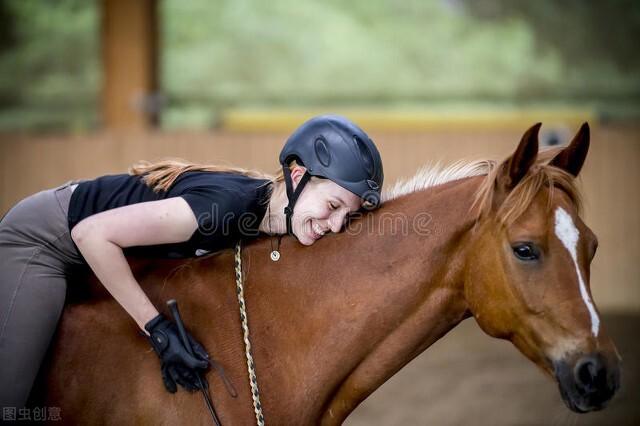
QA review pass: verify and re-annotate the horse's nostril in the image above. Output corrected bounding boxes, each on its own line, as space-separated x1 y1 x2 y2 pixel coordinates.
574 356 605 391
577 359 596 385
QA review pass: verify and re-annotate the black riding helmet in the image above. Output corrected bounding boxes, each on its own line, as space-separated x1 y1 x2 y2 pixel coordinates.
279 114 384 235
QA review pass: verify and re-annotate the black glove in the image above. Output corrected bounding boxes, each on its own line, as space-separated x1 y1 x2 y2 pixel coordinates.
144 313 210 393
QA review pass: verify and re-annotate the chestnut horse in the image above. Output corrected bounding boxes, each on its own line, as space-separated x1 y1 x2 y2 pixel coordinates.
30 123 620 425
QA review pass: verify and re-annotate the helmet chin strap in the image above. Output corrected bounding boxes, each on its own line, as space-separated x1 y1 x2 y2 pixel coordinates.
282 166 311 236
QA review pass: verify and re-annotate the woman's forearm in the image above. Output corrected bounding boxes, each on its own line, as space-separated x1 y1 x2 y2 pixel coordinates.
72 233 159 334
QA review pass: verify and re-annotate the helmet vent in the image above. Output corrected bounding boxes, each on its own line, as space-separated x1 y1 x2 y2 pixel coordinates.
314 137 331 167
353 135 374 176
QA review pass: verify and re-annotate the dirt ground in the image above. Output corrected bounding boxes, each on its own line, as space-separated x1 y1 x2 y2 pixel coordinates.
345 313 639 426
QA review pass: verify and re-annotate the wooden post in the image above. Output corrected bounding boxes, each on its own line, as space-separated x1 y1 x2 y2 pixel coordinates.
101 0 159 130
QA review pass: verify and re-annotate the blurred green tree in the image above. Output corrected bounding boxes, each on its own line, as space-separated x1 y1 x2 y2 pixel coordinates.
458 0 640 71
0 0 638 130
0 0 98 130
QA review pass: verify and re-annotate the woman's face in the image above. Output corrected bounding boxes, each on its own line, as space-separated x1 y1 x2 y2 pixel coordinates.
289 167 362 246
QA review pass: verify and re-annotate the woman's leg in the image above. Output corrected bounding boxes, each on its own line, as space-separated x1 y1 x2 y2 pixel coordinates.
0 248 68 408
0 182 82 409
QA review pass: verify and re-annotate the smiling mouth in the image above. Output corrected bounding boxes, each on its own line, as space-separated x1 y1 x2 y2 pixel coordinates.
309 221 325 240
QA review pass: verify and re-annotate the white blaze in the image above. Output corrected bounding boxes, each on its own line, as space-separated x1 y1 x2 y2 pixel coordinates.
554 207 600 336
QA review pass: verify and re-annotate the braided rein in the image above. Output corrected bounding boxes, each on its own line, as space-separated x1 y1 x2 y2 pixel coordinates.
234 241 265 425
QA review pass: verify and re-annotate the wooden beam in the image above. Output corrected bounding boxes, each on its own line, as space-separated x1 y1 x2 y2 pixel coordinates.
101 0 159 130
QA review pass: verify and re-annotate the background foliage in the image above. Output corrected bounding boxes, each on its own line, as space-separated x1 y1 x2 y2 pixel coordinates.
0 0 638 130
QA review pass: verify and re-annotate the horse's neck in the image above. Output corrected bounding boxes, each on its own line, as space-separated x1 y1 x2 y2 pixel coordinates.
239 176 482 424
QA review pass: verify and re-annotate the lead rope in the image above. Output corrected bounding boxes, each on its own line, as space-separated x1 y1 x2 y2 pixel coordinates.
234 241 265 426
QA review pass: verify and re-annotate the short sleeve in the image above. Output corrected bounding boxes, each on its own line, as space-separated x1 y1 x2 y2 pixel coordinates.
179 186 243 243
172 174 271 255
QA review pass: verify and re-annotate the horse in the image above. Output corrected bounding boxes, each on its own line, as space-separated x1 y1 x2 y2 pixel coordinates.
29 122 620 425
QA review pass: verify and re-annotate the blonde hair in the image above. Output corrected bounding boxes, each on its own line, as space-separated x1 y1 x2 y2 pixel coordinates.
128 157 280 192
128 157 376 210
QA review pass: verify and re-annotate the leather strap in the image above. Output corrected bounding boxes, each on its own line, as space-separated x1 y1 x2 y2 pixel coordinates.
283 166 311 235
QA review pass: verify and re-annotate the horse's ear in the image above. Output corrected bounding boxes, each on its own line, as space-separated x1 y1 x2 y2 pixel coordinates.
499 122 540 189
549 122 590 177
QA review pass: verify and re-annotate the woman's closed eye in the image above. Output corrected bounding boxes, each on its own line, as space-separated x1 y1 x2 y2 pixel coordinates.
329 202 339 211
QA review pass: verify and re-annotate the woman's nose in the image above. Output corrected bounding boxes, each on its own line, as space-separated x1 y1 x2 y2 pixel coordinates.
329 211 347 233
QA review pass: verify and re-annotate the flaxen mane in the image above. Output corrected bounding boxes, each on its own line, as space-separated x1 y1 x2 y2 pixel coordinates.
382 148 582 226
382 160 493 202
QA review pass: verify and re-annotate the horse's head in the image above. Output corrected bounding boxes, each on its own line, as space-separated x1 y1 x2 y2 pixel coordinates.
463 123 621 412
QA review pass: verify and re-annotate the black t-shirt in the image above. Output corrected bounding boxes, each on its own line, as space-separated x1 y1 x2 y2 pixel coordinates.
67 171 273 260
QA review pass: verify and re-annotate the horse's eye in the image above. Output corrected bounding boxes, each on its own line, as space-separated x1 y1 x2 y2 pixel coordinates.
512 242 540 261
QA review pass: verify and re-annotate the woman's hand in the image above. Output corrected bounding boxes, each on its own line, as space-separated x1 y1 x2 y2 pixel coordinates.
144 313 211 393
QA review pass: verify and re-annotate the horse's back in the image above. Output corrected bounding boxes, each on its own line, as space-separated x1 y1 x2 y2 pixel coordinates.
31 253 258 425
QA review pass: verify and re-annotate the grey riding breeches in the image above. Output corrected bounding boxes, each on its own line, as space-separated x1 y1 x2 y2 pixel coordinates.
0 180 87 409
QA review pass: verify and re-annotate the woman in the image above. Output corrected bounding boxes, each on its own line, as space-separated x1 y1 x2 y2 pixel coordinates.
0 114 384 408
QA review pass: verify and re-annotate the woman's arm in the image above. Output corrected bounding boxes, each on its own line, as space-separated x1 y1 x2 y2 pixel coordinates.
70 196 198 334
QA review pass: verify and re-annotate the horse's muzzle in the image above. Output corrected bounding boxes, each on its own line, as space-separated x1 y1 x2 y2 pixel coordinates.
553 352 621 413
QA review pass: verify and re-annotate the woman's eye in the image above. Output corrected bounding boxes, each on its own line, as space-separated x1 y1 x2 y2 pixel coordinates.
512 242 540 261
329 202 338 210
